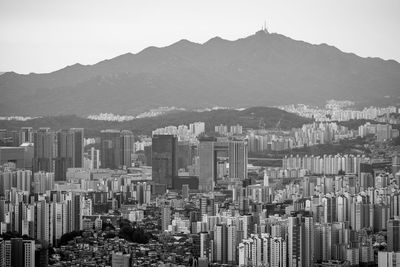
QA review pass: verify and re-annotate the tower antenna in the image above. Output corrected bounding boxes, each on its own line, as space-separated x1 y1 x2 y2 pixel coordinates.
264 20 269 33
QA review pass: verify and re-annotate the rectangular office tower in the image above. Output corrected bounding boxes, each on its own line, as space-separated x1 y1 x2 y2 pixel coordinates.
120 130 134 168
55 128 84 181
100 130 122 169
33 128 56 173
198 138 248 191
228 141 248 180
198 139 215 192
100 130 134 170
152 135 178 189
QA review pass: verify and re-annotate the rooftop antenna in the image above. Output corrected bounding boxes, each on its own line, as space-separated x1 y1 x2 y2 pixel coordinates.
264 20 269 33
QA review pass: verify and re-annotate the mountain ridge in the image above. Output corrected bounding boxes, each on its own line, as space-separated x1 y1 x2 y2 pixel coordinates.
0 106 312 137
1 31 399 116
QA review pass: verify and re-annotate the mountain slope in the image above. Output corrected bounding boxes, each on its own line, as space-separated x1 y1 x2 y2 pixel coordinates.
0 107 312 136
1 30 399 116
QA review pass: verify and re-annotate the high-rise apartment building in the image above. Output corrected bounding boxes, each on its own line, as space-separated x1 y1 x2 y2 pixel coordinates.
288 213 314 267
270 236 287 267
7 238 35 267
228 141 247 180
227 225 237 265
200 232 210 258
90 147 100 170
19 127 33 144
393 154 400 176
189 122 205 137
215 125 228 136
161 206 171 231
33 128 56 173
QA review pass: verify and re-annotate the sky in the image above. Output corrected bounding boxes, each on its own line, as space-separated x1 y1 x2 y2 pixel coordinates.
0 0 399 74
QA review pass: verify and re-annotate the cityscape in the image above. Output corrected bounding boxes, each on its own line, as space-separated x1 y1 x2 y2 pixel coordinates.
1 1 400 267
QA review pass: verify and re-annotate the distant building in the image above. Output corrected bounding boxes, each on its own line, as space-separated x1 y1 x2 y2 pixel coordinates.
214 224 228 264
0 144 33 170
230 124 243 135
161 206 171 231
55 128 84 181
33 128 56 173
393 154 400 176
378 251 400 266
120 130 134 169
388 218 400 252
100 130 133 170
151 135 178 189
90 147 101 170
2 238 36 267
19 127 33 144
177 141 191 170
228 141 247 180
198 138 248 191
100 129 121 169
198 138 215 191
215 124 228 136
189 122 205 136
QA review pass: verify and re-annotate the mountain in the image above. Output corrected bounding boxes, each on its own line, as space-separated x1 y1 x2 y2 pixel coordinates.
0 107 312 136
1 30 399 116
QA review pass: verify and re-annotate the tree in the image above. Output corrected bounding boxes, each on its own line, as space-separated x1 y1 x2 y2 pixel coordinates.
58 231 83 246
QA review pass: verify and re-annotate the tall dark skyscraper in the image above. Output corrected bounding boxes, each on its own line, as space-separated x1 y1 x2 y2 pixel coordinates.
198 138 215 192
120 130 134 168
71 128 84 168
177 141 191 170
100 129 134 169
152 135 178 188
215 224 228 264
388 218 400 252
100 129 121 169
55 128 84 181
33 128 56 173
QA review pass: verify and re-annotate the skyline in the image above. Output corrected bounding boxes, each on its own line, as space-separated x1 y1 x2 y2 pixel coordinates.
1 1 400 266
0 0 399 74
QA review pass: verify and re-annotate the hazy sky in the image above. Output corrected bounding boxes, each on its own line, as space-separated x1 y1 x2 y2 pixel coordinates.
1 0 399 74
